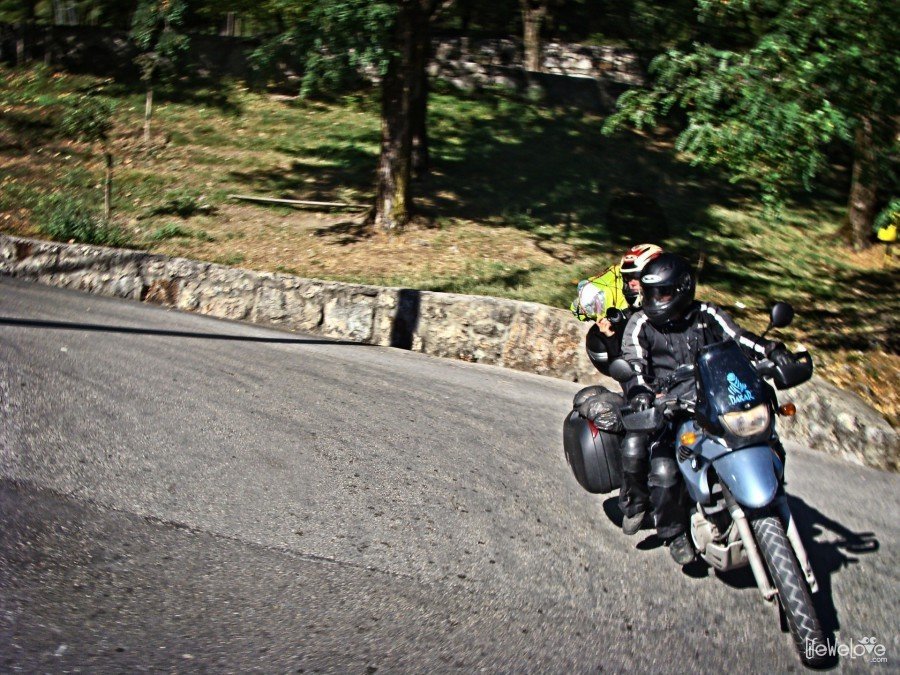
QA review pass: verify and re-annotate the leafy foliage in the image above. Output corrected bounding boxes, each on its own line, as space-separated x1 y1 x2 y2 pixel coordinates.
59 95 116 143
604 0 900 212
0 0 42 24
248 0 396 97
874 199 899 233
130 0 191 85
36 194 129 246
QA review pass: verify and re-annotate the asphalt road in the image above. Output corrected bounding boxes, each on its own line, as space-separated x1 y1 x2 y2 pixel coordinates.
0 277 897 673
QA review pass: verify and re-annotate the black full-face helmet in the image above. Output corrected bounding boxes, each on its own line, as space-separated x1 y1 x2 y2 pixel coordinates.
639 253 696 326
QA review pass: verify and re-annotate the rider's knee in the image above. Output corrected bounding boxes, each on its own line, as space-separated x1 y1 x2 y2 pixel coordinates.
621 434 649 474
648 457 679 488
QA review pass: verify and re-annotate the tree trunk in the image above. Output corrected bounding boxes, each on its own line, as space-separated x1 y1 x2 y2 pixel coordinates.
520 1 546 73
143 86 153 143
103 149 114 221
847 115 878 250
15 2 37 65
375 47 411 230
375 5 417 231
410 9 431 178
15 23 29 65
374 1 440 230
460 0 473 34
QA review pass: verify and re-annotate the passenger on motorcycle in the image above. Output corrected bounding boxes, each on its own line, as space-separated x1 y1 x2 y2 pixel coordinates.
571 243 663 374
570 244 663 431
619 253 795 562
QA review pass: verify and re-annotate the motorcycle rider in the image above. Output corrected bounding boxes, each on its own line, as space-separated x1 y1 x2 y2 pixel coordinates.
619 252 796 562
570 245 663 432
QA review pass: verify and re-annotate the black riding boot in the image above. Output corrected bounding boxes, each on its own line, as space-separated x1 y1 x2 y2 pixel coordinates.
619 432 649 518
648 441 689 541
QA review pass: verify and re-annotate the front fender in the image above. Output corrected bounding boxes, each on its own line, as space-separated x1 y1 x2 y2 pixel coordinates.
712 445 780 509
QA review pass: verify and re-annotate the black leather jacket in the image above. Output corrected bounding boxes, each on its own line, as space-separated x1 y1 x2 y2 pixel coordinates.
620 301 777 400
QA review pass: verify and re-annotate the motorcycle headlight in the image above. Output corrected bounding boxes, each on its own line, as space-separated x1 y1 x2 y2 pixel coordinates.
720 404 771 437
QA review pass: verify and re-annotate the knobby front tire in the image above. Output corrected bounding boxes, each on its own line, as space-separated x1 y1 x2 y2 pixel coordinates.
751 514 828 668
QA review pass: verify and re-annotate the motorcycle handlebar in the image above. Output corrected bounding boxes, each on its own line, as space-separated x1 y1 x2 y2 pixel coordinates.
619 392 694 432
753 350 813 389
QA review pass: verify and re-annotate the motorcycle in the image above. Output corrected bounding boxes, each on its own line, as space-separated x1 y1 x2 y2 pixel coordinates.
604 302 828 667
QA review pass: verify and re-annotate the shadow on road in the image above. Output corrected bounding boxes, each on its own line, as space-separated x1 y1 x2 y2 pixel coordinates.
0 317 373 347
787 496 879 636
602 493 881 641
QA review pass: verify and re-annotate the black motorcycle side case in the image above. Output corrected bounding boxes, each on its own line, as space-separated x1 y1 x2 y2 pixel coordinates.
562 410 623 494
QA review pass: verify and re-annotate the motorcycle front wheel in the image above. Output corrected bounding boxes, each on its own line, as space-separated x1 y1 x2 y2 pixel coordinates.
750 514 829 668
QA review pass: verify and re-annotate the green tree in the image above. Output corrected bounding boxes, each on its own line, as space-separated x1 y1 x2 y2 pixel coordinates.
130 0 190 143
249 0 394 98
604 0 900 249
59 94 117 219
250 0 449 231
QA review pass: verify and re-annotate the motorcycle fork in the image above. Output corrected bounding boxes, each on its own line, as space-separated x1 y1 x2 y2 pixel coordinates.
724 497 778 602
773 494 819 593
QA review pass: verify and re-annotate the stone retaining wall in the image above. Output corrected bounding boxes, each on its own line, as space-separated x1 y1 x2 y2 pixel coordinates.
1 234 896 472
432 38 644 86
429 38 643 111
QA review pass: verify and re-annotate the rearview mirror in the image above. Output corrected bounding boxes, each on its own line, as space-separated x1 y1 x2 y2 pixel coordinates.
608 359 634 383
770 302 795 329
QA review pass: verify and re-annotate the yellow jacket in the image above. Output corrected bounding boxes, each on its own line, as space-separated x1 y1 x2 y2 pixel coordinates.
570 265 629 321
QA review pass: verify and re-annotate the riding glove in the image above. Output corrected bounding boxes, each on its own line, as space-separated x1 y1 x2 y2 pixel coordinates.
630 393 654 411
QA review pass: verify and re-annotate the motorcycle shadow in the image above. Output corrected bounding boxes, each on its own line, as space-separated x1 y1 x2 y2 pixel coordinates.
601 495 881 637
786 495 879 636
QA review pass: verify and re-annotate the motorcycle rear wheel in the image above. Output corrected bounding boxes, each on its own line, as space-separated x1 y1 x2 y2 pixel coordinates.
751 514 828 667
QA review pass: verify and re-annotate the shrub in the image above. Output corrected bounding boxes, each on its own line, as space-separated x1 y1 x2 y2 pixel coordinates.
148 222 191 241
151 189 216 218
147 223 215 242
36 195 129 246
58 96 116 143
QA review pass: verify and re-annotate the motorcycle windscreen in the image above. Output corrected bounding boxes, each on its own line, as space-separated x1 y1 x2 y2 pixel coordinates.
696 340 767 416
713 445 780 509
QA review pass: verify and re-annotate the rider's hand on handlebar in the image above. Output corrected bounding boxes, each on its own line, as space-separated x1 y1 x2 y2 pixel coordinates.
631 393 654 411
767 344 795 370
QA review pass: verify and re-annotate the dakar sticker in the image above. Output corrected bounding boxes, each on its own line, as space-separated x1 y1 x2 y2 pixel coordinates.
727 372 755 405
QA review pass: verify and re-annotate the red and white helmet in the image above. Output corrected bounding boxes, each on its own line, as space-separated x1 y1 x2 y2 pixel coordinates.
620 243 663 275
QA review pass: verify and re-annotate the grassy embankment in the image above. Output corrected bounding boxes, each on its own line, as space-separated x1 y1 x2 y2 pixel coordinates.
1 65 896 426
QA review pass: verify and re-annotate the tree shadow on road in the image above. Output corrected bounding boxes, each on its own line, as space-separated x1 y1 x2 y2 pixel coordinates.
0 317 373 347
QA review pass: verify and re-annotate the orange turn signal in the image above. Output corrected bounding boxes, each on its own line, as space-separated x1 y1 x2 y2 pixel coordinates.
779 403 797 417
680 432 697 446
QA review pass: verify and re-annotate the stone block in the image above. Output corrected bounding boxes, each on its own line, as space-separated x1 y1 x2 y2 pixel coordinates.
252 279 289 323
322 287 377 342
